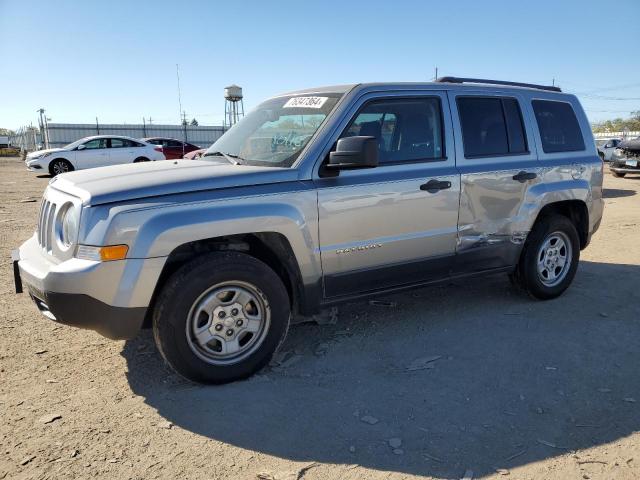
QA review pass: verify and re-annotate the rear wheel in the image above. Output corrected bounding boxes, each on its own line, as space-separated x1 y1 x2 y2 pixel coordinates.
511 215 580 300
152 252 291 384
133 157 150 163
611 170 626 178
49 159 73 176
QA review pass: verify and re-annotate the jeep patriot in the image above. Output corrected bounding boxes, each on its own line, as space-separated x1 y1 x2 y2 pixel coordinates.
14 78 604 383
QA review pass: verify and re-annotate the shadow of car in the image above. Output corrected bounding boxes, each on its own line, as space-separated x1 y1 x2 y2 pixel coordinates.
121 260 640 478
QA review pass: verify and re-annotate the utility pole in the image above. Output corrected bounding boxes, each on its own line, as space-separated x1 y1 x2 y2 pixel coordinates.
95 117 100 135
37 108 49 149
434 66 438 81
181 111 188 154
142 117 147 137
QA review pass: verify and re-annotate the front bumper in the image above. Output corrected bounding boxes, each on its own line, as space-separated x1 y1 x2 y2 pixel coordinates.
16 235 166 340
610 166 640 174
25 158 46 172
26 288 147 340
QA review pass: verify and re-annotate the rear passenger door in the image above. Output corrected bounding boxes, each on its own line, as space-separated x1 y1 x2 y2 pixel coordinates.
316 92 460 298
449 92 541 273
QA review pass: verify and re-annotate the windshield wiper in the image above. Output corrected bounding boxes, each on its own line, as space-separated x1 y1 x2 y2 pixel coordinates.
203 151 244 165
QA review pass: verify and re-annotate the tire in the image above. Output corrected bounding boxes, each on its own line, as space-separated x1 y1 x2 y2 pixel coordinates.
598 152 605 161
133 157 150 163
49 159 73 176
512 215 580 300
611 170 626 178
152 252 291 384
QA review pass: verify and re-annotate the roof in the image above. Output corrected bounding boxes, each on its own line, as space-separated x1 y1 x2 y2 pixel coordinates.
278 80 565 98
80 134 143 141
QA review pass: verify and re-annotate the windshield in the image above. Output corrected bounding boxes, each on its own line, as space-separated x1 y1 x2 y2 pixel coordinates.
204 93 343 167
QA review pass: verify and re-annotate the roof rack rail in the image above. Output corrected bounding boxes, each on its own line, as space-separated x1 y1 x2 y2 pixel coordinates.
436 76 562 93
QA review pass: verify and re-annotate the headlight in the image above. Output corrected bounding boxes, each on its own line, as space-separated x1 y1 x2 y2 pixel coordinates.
58 203 79 249
613 148 624 158
30 152 50 160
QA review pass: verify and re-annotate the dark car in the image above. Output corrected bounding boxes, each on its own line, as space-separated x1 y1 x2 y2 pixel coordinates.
142 137 201 160
609 137 640 178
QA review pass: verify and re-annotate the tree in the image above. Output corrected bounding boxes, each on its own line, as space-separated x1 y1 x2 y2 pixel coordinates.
592 112 640 133
190 118 199 126
0 128 15 136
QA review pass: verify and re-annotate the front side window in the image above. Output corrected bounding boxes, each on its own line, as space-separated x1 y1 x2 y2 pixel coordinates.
532 100 585 153
341 97 445 164
457 97 528 158
204 93 343 167
82 138 107 149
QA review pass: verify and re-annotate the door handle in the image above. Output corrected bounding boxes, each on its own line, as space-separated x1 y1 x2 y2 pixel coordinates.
420 179 452 193
512 171 537 183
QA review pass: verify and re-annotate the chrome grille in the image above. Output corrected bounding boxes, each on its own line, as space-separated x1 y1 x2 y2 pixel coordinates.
37 198 57 253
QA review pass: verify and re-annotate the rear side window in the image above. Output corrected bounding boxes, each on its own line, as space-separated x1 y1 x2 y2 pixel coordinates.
110 138 139 148
532 100 585 153
457 97 528 158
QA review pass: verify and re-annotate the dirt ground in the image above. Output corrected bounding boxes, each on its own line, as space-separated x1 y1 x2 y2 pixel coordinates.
0 156 639 480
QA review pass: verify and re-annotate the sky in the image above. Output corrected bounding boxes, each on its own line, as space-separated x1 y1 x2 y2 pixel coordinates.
1 0 639 130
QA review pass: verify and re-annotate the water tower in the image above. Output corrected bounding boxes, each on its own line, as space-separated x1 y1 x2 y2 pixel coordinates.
224 84 245 130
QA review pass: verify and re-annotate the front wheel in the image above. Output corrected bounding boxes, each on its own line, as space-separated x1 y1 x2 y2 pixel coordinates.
133 157 150 163
512 215 580 300
152 252 291 384
49 159 73 176
611 170 626 178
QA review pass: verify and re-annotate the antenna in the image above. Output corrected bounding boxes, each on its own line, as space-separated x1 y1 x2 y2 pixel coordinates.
176 64 188 153
176 64 184 125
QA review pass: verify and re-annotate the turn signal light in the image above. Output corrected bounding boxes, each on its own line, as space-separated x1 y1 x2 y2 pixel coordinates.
76 244 129 262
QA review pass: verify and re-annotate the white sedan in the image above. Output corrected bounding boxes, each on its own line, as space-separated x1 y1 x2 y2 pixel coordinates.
25 135 166 176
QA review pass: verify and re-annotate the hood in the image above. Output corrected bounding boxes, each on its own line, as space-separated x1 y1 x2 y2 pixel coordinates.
27 147 65 158
50 159 300 205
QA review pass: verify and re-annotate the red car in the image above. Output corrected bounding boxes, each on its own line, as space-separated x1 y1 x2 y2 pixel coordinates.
142 137 201 160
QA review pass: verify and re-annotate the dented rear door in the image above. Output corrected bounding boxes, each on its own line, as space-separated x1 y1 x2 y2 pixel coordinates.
448 90 542 274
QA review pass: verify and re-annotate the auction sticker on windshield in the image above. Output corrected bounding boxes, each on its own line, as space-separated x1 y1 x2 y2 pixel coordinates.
283 96 328 109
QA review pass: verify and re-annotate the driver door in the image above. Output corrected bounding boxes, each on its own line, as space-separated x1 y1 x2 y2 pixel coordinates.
315 92 460 298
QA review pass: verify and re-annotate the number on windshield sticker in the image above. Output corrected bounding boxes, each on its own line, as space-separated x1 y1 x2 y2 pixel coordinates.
283 97 328 109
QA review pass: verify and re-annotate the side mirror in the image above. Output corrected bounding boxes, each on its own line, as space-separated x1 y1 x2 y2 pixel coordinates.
327 136 378 170
77 144 86 151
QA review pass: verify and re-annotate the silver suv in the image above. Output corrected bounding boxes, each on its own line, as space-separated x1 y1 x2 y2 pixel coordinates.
14 78 604 384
